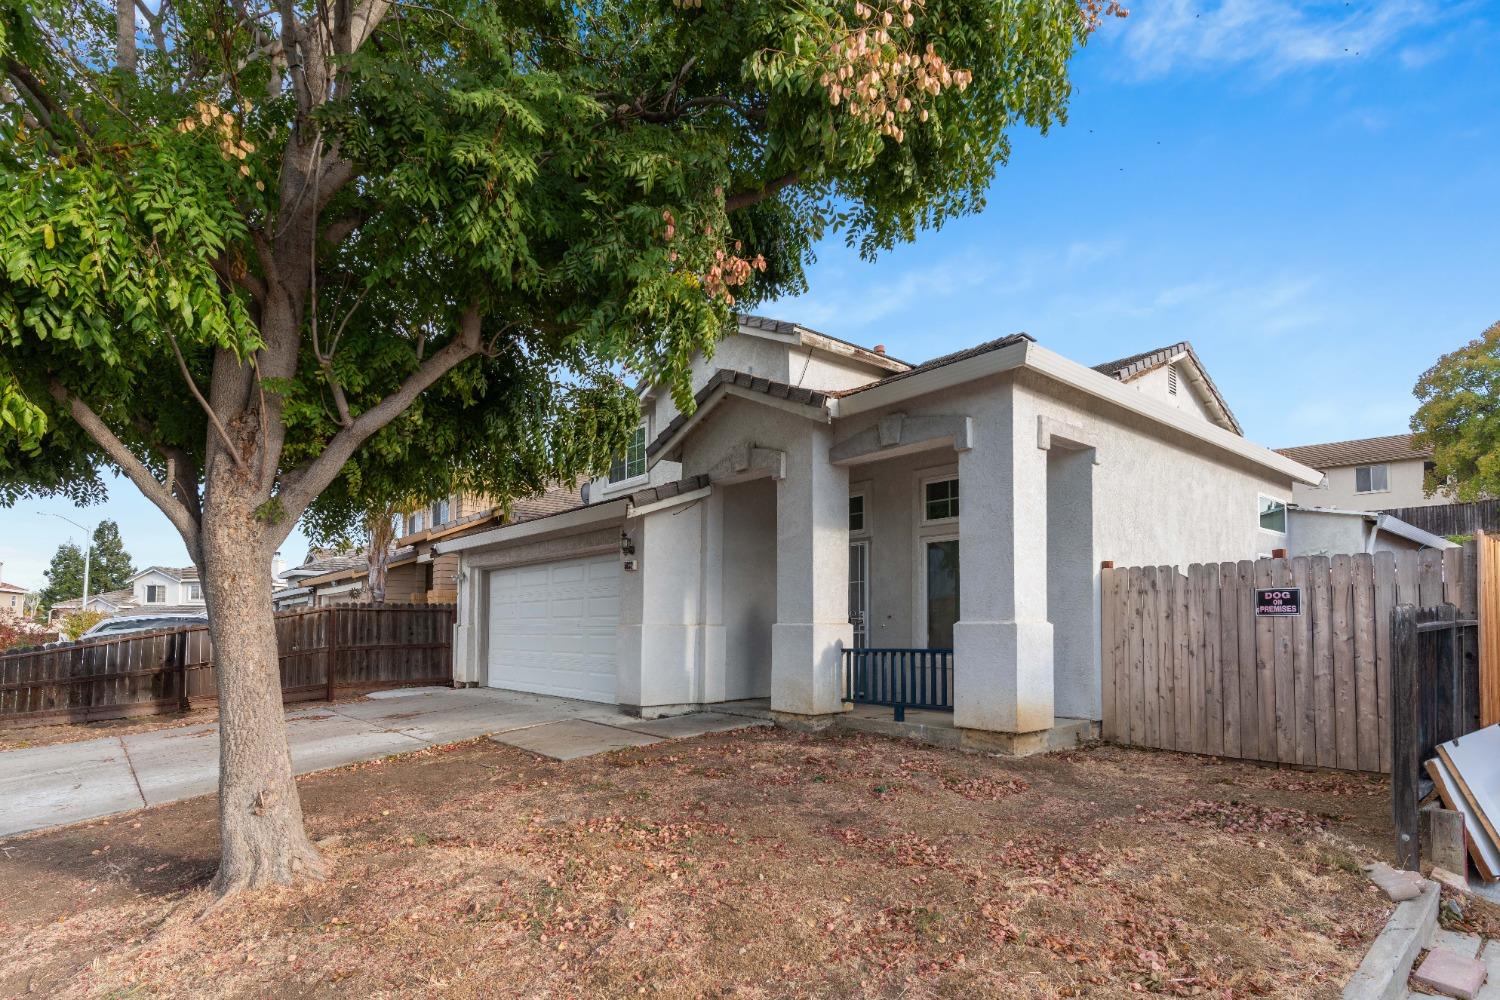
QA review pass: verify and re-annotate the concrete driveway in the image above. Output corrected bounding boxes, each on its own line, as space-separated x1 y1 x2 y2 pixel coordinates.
0 688 766 839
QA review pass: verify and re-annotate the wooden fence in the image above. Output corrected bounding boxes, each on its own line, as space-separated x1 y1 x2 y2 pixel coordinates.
0 603 454 726
1379 500 1500 538
1100 545 1479 773
1481 532 1500 728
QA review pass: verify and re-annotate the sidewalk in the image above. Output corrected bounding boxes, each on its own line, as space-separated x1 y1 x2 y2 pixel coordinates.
0 688 766 838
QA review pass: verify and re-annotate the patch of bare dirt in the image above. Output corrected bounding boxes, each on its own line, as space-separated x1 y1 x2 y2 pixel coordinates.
0 732 1395 998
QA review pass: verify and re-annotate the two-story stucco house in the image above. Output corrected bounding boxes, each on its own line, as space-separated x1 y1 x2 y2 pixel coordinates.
50 565 205 620
433 316 1320 751
1276 434 1443 510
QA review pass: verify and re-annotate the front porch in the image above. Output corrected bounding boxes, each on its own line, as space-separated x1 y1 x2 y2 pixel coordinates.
633 380 1104 752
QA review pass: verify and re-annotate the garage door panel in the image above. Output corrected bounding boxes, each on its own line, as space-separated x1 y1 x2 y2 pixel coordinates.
486 554 619 703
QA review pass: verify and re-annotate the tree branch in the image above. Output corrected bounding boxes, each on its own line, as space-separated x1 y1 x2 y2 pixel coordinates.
165 328 248 472
724 171 800 213
49 381 203 558
276 309 486 523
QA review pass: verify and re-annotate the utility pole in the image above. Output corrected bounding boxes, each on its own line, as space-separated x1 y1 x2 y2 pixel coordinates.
39 512 95 610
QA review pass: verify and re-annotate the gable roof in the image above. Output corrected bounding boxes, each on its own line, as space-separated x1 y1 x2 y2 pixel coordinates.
1092 341 1243 435
1275 433 1431 469
0 579 27 595
835 333 1035 398
648 369 833 458
736 314 911 370
130 565 199 583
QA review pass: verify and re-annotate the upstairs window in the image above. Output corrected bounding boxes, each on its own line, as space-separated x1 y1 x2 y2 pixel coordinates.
849 494 866 533
609 425 647 483
146 584 166 603
405 511 425 535
431 498 451 527
187 582 202 600
1355 464 1389 493
1258 495 1287 533
923 477 960 523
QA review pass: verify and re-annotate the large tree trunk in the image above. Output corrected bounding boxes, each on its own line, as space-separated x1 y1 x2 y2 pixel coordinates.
201 498 326 895
366 507 395 603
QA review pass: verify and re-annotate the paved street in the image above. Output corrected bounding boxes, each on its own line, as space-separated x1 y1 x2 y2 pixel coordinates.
0 688 766 838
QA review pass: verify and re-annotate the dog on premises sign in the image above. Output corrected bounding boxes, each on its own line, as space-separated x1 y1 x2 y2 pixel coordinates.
1255 587 1302 617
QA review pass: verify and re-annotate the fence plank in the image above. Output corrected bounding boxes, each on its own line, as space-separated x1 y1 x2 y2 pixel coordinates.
1353 554 1380 773
1236 559 1259 760
1128 567 1146 746
1291 556 1315 766
1101 567 1118 742
1483 533 1500 728
1173 569 1192 753
1331 555 1358 770
1187 565 1205 755
1374 551 1396 774
1219 561 1241 759
1142 567 1160 749
1253 558 1276 761
1272 558 1295 764
1201 564 1224 757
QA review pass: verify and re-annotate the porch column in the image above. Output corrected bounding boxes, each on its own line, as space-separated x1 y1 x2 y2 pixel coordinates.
698 487 727 705
772 425 852 721
953 397 1054 734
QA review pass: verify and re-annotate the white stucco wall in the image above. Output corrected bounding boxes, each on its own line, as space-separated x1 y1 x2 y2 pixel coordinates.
794 349 887 393
1289 458 1442 510
1124 364 1216 426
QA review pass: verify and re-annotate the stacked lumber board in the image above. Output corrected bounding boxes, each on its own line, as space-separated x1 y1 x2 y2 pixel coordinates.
1426 724 1500 882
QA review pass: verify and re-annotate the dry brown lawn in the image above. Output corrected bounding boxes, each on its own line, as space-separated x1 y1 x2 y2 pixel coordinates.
0 727 1397 998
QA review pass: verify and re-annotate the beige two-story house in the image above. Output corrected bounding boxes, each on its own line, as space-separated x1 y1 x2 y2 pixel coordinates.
1276 434 1442 510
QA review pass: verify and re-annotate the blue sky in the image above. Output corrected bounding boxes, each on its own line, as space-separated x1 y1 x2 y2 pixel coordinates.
3 0 1497 590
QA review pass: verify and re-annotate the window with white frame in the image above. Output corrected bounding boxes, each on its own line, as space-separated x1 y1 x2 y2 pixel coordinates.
848 493 867 533
1258 495 1287 533
431 497 451 527
405 511 425 536
609 424 647 483
146 584 166 603
1355 464 1389 493
923 476 959 523
187 582 202 600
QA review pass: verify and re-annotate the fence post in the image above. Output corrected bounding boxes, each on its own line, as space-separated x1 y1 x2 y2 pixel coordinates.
325 605 339 703
176 630 190 712
1391 603 1420 870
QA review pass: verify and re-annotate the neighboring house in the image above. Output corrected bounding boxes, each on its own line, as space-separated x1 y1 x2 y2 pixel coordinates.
431 314 1319 750
1285 505 1457 558
50 566 204 622
271 488 584 609
0 564 29 618
1276 434 1444 510
49 588 138 621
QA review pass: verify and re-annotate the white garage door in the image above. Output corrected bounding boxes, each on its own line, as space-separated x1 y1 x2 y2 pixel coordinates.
486 554 620 703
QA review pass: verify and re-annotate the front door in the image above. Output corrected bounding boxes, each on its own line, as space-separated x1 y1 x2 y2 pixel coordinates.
923 538 960 648
848 540 870 647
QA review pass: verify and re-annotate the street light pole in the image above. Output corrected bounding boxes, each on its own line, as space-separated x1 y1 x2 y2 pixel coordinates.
38 512 95 609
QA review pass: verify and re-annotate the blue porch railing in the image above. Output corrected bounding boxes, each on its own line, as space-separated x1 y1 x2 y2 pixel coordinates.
841 647 954 721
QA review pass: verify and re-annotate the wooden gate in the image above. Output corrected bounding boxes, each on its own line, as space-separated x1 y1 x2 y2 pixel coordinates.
1480 531 1500 728
1100 544 1478 773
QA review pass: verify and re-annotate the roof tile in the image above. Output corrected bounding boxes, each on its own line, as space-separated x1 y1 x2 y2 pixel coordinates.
1275 434 1430 469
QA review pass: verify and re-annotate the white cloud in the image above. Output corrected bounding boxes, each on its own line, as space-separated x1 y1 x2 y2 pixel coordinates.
1114 0 1441 78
